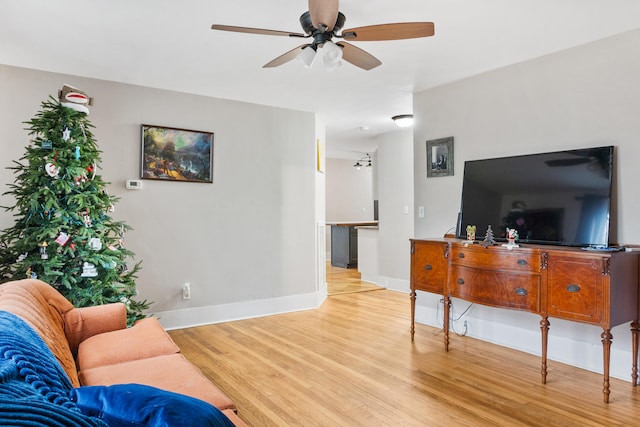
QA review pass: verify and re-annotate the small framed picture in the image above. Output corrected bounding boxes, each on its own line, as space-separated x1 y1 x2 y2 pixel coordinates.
141 124 213 183
426 136 454 178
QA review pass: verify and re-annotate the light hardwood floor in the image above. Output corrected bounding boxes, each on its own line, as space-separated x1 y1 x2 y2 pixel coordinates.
169 287 640 426
326 262 384 295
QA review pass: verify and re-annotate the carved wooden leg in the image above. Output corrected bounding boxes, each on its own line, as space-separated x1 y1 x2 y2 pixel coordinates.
601 329 613 403
410 289 416 341
631 321 640 386
540 317 549 384
444 296 451 352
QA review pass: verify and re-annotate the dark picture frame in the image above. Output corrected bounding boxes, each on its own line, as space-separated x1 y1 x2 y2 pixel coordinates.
141 124 213 183
426 136 454 178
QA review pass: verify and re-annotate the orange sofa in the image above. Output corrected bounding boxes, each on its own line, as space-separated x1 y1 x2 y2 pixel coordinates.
0 279 247 426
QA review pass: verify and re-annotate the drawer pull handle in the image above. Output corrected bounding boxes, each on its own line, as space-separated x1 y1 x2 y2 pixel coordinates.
458 253 465 259
457 278 465 285
424 264 433 271
514 287 528 296
567 284 581 293
517 259 528 265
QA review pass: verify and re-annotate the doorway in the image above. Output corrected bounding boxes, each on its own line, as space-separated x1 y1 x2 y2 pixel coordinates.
326 262 384 295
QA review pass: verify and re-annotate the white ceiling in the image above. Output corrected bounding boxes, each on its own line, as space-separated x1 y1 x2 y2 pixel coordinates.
2 0 640 159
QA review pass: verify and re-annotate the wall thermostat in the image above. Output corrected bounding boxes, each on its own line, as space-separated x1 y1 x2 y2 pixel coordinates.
125 179 143 190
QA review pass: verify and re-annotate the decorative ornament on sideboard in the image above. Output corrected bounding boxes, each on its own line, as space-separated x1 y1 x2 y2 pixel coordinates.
481 225 496 248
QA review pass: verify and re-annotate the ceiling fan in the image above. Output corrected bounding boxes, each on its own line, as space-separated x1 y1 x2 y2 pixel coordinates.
211 0 434 71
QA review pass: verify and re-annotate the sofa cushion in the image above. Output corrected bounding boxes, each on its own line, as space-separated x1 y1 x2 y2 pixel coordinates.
77 317 179 370
65 303 128 356
78 353 236 411
0 279 80 387
70 384 235 427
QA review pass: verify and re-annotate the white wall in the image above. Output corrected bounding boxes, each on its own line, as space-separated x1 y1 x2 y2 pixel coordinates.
412 29 640 381
375 128 414 290
0 64 321 329
325 158 374 222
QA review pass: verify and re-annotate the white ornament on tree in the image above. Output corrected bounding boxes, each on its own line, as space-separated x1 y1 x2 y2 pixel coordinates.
88 237 103 251
45 162 60 178
81 262 98 277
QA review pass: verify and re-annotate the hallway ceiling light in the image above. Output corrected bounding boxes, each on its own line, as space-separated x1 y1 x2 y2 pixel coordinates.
392 114 414 128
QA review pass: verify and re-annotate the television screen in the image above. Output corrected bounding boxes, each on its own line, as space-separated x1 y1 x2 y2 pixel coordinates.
456 146 614 247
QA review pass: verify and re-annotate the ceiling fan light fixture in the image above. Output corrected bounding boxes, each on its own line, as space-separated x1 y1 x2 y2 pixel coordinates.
322 41 343 72
297 45 318 68
323 40 343 62
392 114 414 128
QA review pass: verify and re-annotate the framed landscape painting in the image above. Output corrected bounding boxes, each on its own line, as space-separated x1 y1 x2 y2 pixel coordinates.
141 124 213 183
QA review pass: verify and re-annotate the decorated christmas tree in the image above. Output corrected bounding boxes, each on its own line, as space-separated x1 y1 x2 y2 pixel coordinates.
0 85 148 324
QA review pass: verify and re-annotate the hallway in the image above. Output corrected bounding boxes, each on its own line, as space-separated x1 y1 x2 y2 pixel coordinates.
326 262 384 295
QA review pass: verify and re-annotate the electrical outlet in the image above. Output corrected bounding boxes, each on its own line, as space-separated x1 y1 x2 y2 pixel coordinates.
182 282 191 300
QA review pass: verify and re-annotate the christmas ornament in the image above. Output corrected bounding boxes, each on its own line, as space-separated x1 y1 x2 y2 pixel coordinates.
16 253 28 262
45 162 60 178
62 127 71 141
38 242 48 260
482 225 496 248
88 237 103 251
41 140 53 150
502 228 520 250
465 225 476 244
74 174 87 186
81 262 98 277
81 210 92 227
55 232 70 246
75 145 81 160
58 84 94 114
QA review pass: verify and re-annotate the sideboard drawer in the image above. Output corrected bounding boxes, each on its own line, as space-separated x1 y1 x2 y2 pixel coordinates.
411 240 447 294
450 246 540 273
450 266 541 312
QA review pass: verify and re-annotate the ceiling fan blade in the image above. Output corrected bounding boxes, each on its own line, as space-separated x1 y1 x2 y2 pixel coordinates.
211 24 305 38
336 42 381 71
263 44 311 68
308 0 339 31
342 22 434 41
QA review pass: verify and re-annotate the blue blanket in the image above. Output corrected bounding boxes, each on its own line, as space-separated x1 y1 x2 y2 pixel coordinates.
0 310 107 427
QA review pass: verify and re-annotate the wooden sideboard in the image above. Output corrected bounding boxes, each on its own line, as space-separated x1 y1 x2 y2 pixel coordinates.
409 238 640 403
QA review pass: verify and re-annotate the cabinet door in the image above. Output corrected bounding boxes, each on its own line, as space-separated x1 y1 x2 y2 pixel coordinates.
547 255 605 324
411 241 447 294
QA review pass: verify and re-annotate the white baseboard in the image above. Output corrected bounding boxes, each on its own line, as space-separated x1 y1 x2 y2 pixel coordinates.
156 291 326 331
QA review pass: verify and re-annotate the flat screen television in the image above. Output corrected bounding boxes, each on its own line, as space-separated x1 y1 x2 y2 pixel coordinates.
455 146 614 247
